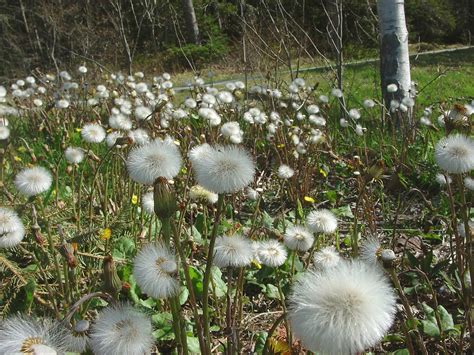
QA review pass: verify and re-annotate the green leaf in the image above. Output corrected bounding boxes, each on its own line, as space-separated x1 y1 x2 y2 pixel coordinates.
189 266 203 298
264 284 280 300
188 225 203 245
296 199 304 220
195 213 207 237
138 297 156 309
152 312 174 340
211 266 227 298
421 319 440 337
325 190 337 205
438 305 457 333
179 286 189 305
261 211 274 228
333 205 353 218
112 237 135 259
405 251 419 268
187 336 201 354
254 331 268 354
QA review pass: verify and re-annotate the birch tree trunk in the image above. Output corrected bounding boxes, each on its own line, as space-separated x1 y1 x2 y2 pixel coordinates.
377 0 411 108
181 0 200 45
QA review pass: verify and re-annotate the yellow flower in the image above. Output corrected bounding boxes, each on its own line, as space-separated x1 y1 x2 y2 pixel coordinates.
304 196 315 203
17 146 27 153
13 156 22 162
277 144 285 148
319 168 328 177
252 260 262 269
75 128 82 133
131 194 138 205
100 228 112 241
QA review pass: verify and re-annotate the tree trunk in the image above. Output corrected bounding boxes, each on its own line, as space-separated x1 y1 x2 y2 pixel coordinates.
377 0 411 108
181 0 200 45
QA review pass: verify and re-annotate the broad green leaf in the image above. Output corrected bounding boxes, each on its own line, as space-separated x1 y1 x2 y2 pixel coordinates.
112 237 135 259
187 336 201 354
211 266 227 298
264 284 280 300
189 266 203 297
179 286 189 305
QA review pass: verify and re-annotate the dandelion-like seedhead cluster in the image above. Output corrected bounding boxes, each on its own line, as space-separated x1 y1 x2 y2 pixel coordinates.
0 316 66 354
189 144 255 194
64 146 85 165
189 185 218 204
89 304 154 355
283 225 314 252
254 240 287 267
133 243 180 299
312 246 341 270
214 234 254 268
435 134 474 174
306 209 338 234
127 137 182 184
141 191 155 214
0 207 25 248
289 260 396 355
14 166 53 197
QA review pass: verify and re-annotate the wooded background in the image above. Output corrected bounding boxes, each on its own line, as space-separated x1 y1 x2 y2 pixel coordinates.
0 0 472 77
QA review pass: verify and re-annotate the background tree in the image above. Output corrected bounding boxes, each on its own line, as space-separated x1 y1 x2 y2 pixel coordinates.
377 0 411 113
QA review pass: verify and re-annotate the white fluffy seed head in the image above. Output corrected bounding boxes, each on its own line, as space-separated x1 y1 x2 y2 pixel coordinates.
277 164 294 179
289 260 396 355
64 323 89 353
189 185 218 204
255 240 287 267
213 234 254 268
0 126 10 140
141 191 155 214
306 209 338 234
189 144 255 194
283 225 314 252
128 128 149 146
387 83 398 93
436 172 452 185
135 106 152 120
348 108 361 120
109 113 132 130
221 121 242 138
312 246 341 270
464 176 474 191
360 237 382 265
0 207 25 248
64 147 85 164
127 138 182 185
106 131 123 147
81 123 106 143
133 243 179 299
0 316 66 354
435 134 474 174
89 304 154 355
14 166 52 197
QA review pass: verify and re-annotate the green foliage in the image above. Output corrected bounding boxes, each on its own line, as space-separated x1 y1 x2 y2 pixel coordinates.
405 0 457 42
163 37 229 70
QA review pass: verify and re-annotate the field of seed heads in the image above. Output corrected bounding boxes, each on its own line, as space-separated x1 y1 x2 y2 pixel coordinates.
0 66 473 354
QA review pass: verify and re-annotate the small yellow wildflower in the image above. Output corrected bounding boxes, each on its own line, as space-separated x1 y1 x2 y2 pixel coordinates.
100 228 112 241
304 196 315 203
131 194 138 205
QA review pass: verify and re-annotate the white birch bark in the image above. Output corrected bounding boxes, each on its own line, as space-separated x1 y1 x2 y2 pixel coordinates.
377 0 411 105
181 0 200 45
